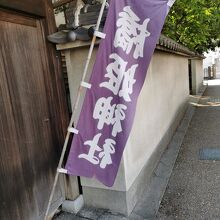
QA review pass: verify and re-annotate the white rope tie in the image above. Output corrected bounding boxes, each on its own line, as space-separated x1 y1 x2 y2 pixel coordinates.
94 30 106 39
167 0 176 7
81 81 92 89
57 168 68 174
68 127 79 134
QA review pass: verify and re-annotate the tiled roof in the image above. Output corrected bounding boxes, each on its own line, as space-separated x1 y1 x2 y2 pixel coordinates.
56 32 204 59
157 35 204 58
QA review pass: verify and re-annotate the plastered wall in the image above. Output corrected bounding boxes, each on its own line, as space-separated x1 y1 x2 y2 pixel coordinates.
124 51 189 189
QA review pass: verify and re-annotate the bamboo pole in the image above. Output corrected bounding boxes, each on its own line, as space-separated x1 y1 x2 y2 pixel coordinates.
44 1 107 219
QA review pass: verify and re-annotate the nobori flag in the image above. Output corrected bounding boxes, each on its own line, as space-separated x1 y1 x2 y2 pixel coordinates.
65 0 175 187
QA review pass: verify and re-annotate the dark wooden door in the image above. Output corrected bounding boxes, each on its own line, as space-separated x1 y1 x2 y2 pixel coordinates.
0 3 70 220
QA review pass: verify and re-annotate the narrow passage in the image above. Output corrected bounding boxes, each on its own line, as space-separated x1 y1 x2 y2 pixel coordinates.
158 82 220 220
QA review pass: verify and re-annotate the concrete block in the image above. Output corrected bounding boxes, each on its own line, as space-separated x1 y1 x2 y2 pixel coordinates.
82 187 129 216
62 195 84 214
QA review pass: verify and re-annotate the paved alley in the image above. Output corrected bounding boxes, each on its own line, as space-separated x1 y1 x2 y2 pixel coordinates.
157 82 220 220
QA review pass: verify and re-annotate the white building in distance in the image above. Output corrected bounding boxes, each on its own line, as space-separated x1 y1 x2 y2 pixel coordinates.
203 48 220 78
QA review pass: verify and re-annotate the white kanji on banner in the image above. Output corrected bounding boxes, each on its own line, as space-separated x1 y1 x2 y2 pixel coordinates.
114 6 151 59
93 97 127 137
78 133 102 165
100 53 138 102
78 133 116 169
99 139 116 169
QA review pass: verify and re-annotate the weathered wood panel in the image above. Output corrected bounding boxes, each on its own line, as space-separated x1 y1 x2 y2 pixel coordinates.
41 0 81 199
0 9 68 220
0 10 36 27
0 0 45 16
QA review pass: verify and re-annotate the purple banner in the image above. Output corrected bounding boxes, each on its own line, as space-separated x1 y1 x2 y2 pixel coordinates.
66 0 173 187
